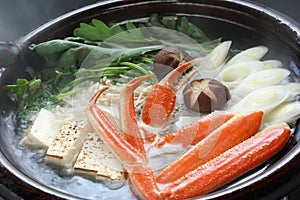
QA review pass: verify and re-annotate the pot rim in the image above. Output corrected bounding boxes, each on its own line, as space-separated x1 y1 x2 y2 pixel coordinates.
16 0 300 44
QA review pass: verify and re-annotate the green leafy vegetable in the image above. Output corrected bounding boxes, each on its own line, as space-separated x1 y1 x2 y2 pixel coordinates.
146 13 211 43
8 13 223 117
74 19 112 41
6 77 56 115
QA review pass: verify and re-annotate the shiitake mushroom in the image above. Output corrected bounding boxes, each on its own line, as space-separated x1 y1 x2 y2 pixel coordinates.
153 46 191 80
183 78 230 113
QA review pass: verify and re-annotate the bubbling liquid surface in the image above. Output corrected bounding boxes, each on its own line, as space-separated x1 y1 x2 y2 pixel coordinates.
3 15 300 199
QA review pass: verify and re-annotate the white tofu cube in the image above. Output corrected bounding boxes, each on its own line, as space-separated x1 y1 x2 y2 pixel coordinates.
46 121 87 167
74 132 123 181
20 109 63 149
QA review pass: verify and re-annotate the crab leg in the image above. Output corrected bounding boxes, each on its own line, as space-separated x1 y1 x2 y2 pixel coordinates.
141 58 203 127
164 123 291 199
87 87 163 199
156 110 263 184
120 74 155 155
87 86 289 200
119 75 165 199
86 88 146 166
156 111 234 147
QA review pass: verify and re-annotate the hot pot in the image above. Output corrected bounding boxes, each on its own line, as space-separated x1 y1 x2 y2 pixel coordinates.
0 0 300 199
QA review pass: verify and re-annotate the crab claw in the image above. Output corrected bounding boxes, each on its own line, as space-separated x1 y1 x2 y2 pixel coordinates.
120 74 155 155
87 84 163 200
141 58 203 127
86 87 146 168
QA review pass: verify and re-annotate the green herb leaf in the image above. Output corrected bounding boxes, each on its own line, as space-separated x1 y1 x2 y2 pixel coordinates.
29 40 81 55
11 13 224 117
148 13 165 27
28 79 42 94
91 19 112 40
110 24 124 35
73 23 103 41
73 19 142 42
125 22 137 30
6 79 28 95
146 14 212 44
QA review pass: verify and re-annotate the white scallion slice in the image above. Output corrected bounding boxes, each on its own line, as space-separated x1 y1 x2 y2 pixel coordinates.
197 41 232 78
206 41 232 68
229 85 291 114
234 68 290 97
218 61 265 88
263 60 282 69
285 82 300 102
264 102 300 124
226 46 268 66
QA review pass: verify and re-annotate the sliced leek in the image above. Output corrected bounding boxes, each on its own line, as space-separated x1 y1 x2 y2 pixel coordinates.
197 41 232 78
204 41 232 69
229 85 291 114
234 68 290 97
226 46 268 66
264 102 300 124
263 60 282 69
285 82 300 102
218 61 265 88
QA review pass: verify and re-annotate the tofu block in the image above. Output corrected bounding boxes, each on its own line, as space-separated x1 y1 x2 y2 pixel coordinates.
20 109 63 149
46 121 87 167
73 132 123 181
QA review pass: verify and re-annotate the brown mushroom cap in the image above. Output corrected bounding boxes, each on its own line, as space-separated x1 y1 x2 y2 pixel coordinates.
153 46 191 80
183 78 231 113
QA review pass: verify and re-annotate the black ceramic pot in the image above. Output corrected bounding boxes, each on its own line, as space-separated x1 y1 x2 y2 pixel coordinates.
0 0 300 199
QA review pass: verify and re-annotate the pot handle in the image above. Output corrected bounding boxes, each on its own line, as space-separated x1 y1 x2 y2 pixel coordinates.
0 41 20 69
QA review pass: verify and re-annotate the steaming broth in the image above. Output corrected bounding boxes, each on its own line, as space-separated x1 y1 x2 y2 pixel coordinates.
4 15 300 199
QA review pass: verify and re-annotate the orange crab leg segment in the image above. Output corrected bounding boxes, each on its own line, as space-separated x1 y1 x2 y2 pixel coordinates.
156 110 263 184
119 75 163 199
86 87 146 166
164 123 291 199
128 166 163 200
87 87 163 199
156 111 234 147
141 58 203 127
120 74 155 155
